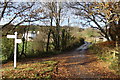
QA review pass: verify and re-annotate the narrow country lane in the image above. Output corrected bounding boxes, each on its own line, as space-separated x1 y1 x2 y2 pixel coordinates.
2 42 120 79
48 42 120 79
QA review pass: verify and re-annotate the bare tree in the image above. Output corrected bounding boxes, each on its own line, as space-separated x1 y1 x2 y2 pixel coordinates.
1 1 47 36
67 2 120 41
41 2 67 51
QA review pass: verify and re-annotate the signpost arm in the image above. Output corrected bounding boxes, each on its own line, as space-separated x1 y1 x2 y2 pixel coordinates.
7 32 22 68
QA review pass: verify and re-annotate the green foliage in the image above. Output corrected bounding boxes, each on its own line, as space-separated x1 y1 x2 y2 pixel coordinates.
18 41 34 58
109 50 120 75
79 38 85 44
89 43 120 75
80 28 101 42
1 37 14 61
2 26 85 61
32 28 47 52
30 27 85 52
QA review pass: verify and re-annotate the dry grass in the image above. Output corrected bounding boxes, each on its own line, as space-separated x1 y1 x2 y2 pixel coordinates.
1 60 58 79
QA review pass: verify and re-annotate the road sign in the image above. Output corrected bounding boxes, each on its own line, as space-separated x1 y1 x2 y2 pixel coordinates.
16 39 22 43
7 32 22 69
7 35 15 38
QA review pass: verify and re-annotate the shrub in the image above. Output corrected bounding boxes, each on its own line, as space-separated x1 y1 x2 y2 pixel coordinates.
89 41 120 75
97 41 116 47
79 38 85 44
1 37 14 61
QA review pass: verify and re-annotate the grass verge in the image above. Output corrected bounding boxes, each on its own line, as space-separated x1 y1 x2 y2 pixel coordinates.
88 42 120 75
1 60 58 79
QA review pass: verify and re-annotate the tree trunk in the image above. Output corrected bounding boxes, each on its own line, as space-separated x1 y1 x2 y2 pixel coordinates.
46 29 52 52
51 30 58 50
20 28 27 58
61 29 66 51
16 43 19 60
46 17 53 52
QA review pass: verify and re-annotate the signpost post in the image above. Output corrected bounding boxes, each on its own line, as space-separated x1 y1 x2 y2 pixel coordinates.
7 32 22 68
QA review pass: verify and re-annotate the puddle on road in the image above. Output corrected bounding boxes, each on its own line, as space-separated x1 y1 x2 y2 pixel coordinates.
72 50 87 58
79 54 85 57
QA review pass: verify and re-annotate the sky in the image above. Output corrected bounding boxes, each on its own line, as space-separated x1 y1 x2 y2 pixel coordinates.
1 0 119 2
0 15 84 27
0 6 86 28
0 13 97 29
0 1 104 29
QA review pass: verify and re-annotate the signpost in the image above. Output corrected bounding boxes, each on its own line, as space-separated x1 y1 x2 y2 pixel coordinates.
7 32 22 68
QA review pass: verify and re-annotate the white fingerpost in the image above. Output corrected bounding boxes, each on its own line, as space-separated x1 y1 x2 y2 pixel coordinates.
14 32 17 68
7 32 22 69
